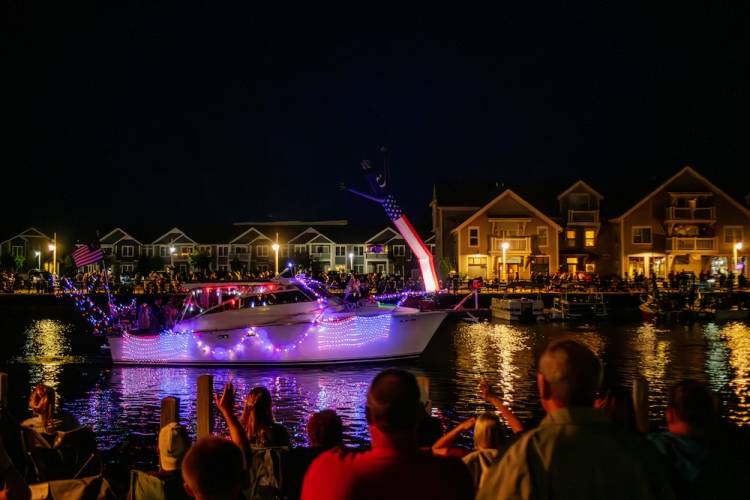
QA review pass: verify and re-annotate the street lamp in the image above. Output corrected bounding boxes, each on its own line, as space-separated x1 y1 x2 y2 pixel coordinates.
348 252 354 273
48 242 56 276
272 243 280 275
501 241 510 282
734 242 743 280
34 251 41 270
169 246 176 268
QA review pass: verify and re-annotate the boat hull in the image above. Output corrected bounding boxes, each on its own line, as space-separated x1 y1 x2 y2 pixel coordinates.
107 309 447 365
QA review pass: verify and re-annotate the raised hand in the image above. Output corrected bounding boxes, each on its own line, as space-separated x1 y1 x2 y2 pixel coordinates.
214 381 236 416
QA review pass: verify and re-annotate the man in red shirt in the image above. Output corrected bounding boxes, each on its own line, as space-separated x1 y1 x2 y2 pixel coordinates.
301 369 474 500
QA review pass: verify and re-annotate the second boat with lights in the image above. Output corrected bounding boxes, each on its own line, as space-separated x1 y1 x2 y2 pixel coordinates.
106 277 446 365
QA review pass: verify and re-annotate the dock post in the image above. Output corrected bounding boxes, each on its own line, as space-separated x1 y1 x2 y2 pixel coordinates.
632 376 650 434
0 372 7 408
196 374 214 438
160 396 180 429
416 375 431 413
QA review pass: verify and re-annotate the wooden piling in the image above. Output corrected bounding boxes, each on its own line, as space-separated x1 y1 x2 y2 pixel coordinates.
196 374 213 438
160 396 180 429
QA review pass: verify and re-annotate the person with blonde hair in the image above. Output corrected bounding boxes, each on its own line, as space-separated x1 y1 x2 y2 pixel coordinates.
21 384 78 436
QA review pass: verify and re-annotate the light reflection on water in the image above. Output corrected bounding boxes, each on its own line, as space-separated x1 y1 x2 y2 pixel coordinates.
5 316 750 458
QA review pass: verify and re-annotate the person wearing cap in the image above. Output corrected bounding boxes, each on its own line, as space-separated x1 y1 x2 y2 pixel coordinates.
149 422 192 499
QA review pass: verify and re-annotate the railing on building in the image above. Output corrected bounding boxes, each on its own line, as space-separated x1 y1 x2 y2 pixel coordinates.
665 206 716 221
490 237 530 252
567 210 599 225
667 237 717 252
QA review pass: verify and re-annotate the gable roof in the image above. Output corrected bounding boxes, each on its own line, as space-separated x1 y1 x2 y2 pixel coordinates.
151 227 198 245
611 166 750 222
557 180 604 201
365 227 402 245
0 227 52 246
100 227 142 245
451 189 563 234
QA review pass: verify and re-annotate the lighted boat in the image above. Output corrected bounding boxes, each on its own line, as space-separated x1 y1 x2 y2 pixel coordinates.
106 277 447 365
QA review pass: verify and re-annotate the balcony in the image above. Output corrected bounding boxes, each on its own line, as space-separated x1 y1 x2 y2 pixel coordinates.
567 210 599 225
490 237 530 253
665 206 716 222
666 237 717 252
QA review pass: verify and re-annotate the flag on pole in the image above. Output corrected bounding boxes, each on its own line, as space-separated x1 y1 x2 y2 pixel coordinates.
73 241 104 268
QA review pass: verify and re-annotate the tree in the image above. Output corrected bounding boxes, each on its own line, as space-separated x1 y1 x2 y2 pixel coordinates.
14 254 26 272
189 249 212 274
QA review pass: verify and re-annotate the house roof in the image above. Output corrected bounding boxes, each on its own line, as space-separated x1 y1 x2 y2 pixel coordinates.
433 179 568 218
451 189 563 234
557 180 604 201
610 166 750 222
0 226 53 246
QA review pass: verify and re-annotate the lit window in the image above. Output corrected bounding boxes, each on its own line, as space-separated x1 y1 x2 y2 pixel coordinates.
585 229 596 247
468 227 480 247
566 229 576 247
632 227 652 244
566 257 579 264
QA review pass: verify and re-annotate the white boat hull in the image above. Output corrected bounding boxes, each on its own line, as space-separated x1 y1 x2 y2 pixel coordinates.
107 309 447 365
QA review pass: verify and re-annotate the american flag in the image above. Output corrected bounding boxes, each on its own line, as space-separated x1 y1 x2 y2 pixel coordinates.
73 241 104 268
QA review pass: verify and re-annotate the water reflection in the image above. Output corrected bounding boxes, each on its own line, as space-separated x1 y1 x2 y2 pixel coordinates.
18 319 86 390
722 322 750 426
65 366 381 450
632 323 672 412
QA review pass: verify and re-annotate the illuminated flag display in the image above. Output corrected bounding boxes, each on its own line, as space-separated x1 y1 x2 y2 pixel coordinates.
345 159 439 293
73 241 104 268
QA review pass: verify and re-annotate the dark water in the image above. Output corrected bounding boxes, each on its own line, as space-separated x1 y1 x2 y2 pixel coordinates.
2 299 750 469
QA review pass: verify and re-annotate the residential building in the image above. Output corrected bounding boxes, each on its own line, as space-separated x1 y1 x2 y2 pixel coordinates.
556 181 617 276
610 166 750 277
0 227 55 271
450 189 562 280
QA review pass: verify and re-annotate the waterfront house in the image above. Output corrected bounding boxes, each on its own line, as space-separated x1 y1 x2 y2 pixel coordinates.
610 166 750 278
450 189 562 280
556 181 617 276
0 227 55 271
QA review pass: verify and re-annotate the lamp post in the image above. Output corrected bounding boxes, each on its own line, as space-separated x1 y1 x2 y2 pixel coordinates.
734 242 743 281
169 246 176 269
34 251 41 270
348 252 354 273
48 234 56 276
501 241 510 282
272 243 280 275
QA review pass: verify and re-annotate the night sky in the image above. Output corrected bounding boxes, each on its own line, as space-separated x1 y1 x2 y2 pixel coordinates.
2 2 748 229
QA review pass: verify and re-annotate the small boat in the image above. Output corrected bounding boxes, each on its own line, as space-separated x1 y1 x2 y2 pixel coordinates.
490 295 544 322
549 293 606 321
107 277 447 365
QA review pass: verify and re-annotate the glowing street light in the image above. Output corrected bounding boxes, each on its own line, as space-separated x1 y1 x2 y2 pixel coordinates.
501 241 510 282
272 243 280 275
348 252 354 273
169 245 176 268
34 250 41 270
